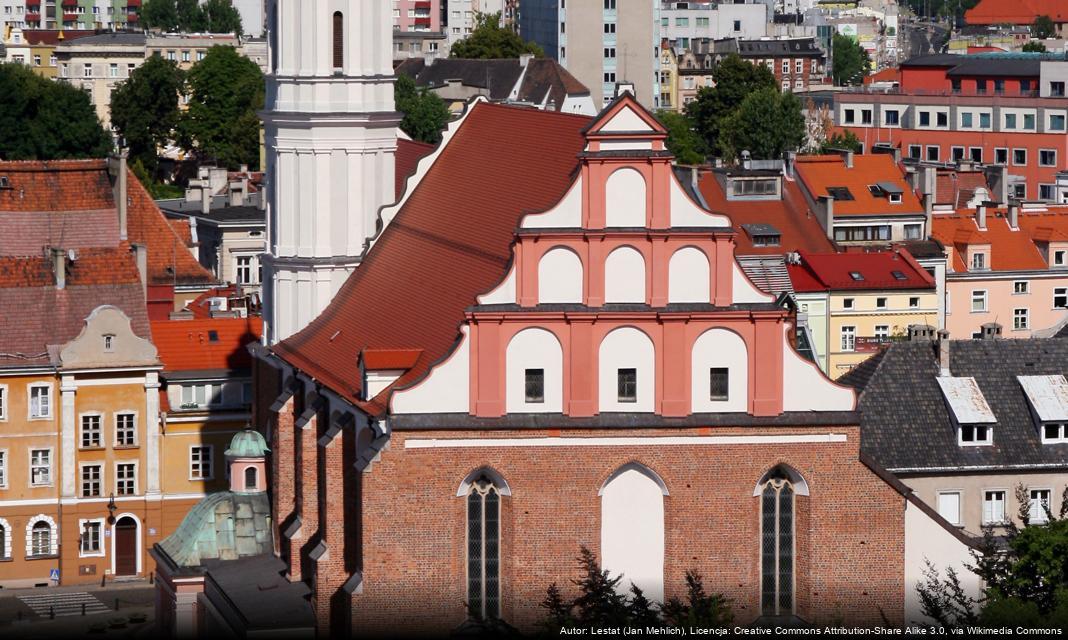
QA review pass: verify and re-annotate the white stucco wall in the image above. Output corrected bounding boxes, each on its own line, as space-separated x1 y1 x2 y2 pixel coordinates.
390 327 470 414
669 177 730 227
691 329 747 413
598 327 655 412
599 107 651 133
604 246 646 303
668 247 710 303
505 328 563 413
478 265 516 304
521 177 583 228
780 324 856 412
538 247 583 303
605 168 647 228
600 466 666 603
904 500 982 624
732 264 774 303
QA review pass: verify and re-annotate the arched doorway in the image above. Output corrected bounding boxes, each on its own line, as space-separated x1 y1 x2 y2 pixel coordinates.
113 516 138 576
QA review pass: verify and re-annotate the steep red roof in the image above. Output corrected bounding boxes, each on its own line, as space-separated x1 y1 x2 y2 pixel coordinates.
930 207 1068 272
185 285 241 319
965 0 1068 25
934 169 991 209
787 250 936 292
697 172 835 255
794 155 923 217
273 103 591 413
151 317 263 372
362 349 424 370
394 138 435 199
0 160 216 287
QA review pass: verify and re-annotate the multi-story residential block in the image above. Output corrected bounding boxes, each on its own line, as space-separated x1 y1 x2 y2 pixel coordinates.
931 202 1068 339
445 0 501 45
54 32 146 127
834 53 1068 201
393 0 440 32
145 33 240 71
392 29 448 60
842 329 1068 538
788 250 939 377
675 48 714 107
712 37 826 92
20 29 94 78
22 0 139 30
793 152 929 245
657 42 677 110
660 0 766 54
519 0 661 108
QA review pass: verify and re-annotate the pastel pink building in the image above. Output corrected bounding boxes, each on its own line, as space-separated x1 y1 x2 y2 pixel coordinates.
392 0 440 32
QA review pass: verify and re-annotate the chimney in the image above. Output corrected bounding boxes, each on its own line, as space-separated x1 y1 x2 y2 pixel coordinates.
908 324 935 341
975 203 987 230
51 248 67 290
201 182 211 215
131 243 147 296
741 149 752 170
980 322 1002 340
109 149 129 240
844 150 854 169
785 151 796 179
519 52 534 67
923 165 937 200
819 195 834 240
891 146 901 163
937 329 950 376
1008 201 1020 230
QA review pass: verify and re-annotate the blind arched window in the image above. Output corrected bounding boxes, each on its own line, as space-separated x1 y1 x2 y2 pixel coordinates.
760 469 794 616
332 12 344 70
244 466 257 490
466 476 500 620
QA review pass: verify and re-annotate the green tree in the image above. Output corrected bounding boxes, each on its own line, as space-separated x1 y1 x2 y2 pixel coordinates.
1022 41 1048 53
1032 15 1056 40
832 33 871 86
718 87 805 161
140 0 179 32
110 55 185 174
203 0 243 36
685 54 775 157
655 110 706 165
176 0 207 32
818 130 863 154
394 74 450 144
0 62 111 160
178 46 263 169
450 12 543 59
570 547 631 627
661 571 733 627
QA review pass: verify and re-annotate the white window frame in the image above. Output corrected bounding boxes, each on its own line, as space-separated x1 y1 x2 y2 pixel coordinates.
79 462 103 498
29 448 53 487
80 411 103 449
0 383 6 421
26 515 57 557
79 518 106 557
114 411 137 447
971 252 986 270
28 383 53 419
840 326 856 352
1028 488 1052 524
0 449 7 489
1013 280 1029 295
937 491 962 526
114 461 138 496
982 489 1007 524
1041 422 1068 444
971 290 988 313
189 445 214 481
1055 287 1068 309
1013 308 1029 330
959 424 993 446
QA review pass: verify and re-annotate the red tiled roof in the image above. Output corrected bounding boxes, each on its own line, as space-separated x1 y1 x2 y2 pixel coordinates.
0 246 142 288
965 0 1068 25
185 285 241 319
394 138 435 200
273 103 591 413
362 349 423 370
168 218 194 247
0 160 216 287
934 169 991 208
794 155 923 217
864 67 900 85
150 317 263 372
931 207 1068 272
787 249 936 292
22 30 97 46
697 172 835 255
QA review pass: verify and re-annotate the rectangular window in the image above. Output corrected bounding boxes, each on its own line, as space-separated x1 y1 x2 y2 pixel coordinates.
80 520 102 555
81 464 101 497
1040 149 1057 167
30 449 51 486
1054 250 1067 267
1029 489 1051 523
994 79 1004 94
617 368 637 403
1024 113 1035 130
861 109 873 125
970 147 983 163
979 112 991 128
709 368 729 401
961 112 973 128
524 368 544 403
908 145 921 160
909 296 920 308
874 325 890 340
0 450 6 488
919 111 930 127
1042 423 1068 443
1014 281 1029 294
1005 113 1017 129
926 146 939 162
1041 184 1056 201
1050 114 1066 131
115 413 135 446
81 415 101 448
840 326 856 352
971 253 986 270
843 298 854 309
1014 308 1029 330
0 385 5 420
30 384 51 418
190 446 213 480
983 490 1006 523
884 109 899 126
83 63 91 78
971 290 987 312
733 19 741 31
936 112 948 127
843 108 855 124
1013 149 1027 166
995 148 1008 165
236 255 254 284
1052 81 1066 97
961 424 992 445
108 62 117 78
876 297 887 309
905 223 922 240
116 463 136 495
937 491 961 525
952 146 965 161
1056 287 1068 308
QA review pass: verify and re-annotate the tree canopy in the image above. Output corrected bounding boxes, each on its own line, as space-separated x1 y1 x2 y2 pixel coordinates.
718 87 805 161
450 12 543 59
395 74 450 145
655 110 706 165
685 54 776 157
140 0 242 34
177 46 263 169
832 33 871 86
1022 41 1048 53
0 62 112 160
1032 15 1056 40
818 130 863 154
110 55 185 173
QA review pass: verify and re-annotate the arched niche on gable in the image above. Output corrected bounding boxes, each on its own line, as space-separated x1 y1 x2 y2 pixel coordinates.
604 246 646 303
538 247 583 304
605 168 647 228
668 246 710 303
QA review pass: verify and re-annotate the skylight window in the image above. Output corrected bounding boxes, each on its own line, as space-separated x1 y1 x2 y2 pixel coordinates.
849 272 864 281
892 270 907 281
827 186 854 201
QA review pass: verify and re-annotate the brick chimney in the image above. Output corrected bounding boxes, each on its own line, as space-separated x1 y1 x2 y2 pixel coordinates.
51 247 67 290
980 322 1002 340
108 149 129 240
937 329 950 376
131 243 147 297
975 203 987 230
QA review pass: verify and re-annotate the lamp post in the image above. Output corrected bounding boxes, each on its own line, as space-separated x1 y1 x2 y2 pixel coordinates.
106 492 117 525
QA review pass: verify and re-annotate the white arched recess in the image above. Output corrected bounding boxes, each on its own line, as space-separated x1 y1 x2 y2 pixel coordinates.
598 327 655 412
691 329 748 413
605 168 647 227
600 463 666 602
668 247 710 303
538 247 583 304
506 328 563 413
604 246 646 303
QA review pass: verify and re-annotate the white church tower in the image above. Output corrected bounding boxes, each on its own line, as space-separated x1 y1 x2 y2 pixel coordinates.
262 0 399 343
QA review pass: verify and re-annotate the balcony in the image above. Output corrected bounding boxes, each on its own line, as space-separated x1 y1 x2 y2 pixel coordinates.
61 0 77 6
127 0 142 5
63 12 79 21
25 12 40 21
126 12 139 22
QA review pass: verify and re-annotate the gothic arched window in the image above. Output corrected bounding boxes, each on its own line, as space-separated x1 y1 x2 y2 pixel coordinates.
760 468 795 617
466 475 500 620
332 12 344 70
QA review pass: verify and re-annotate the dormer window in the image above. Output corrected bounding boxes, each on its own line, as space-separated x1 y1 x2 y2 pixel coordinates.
959 424 992 445
888 193 902 203
849 272 864 281
892 271 907 281
1018 376 1068 444
937 376 996 448
971 252 987 271
1042 423 1067 443
826 187 854 201
1053 250 1066 267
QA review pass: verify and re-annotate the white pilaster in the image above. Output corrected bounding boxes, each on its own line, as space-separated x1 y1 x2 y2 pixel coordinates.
144 371 161 498
60 375 76 499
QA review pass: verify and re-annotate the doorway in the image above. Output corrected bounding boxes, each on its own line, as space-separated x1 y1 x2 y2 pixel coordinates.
114 517 138 576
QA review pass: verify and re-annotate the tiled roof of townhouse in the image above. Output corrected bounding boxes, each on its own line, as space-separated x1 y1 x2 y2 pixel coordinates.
22 30 97 46
793 154 924 217
0 159 216 287
150 316 263 372
271 102 592 414
930 206 1068 272
787 249 936 293
933 169 992 210
965 0 1068 25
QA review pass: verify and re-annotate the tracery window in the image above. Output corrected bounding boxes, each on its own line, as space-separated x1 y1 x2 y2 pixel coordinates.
760 468 795 616
467 476 500 620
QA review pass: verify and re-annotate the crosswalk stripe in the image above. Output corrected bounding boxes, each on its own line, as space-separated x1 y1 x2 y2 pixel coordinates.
17 592 111 618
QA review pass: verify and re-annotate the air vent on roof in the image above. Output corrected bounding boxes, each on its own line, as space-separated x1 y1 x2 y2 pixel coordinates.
208 330 219 343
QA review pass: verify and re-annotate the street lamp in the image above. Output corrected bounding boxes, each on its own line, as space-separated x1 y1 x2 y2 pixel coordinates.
106 493 117 525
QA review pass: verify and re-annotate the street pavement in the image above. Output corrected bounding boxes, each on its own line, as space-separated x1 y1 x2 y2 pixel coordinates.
0 580 155 638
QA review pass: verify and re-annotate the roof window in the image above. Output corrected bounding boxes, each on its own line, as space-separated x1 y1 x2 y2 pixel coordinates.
208 330 219 343
849 271 864 281
826 186 854 201
891 270 907 281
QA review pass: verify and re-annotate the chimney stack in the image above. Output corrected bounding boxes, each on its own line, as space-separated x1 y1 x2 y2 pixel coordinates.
131 243 147 297
1008 201 1020 230
937 329 950 376
109 149 129 240
908 324 935 341
51 248 67 290
844 150 854 169
976 204 987 230
201 182 211 215
980 322 1002 340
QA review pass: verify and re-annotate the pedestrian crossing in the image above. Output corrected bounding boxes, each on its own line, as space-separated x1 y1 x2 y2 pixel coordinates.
17 591 111 618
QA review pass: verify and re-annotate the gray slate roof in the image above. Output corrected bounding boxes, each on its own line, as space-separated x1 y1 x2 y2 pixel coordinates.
839 337 1068 473
200 555 314 632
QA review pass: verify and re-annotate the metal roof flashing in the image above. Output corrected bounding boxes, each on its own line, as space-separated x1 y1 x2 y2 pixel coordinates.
936 376 997 424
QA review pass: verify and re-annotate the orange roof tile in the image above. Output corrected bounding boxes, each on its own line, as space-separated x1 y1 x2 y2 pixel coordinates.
794 155 924 217
930 207 1068 272
965 0 1068 25
150 317 263 372
362 349 424 371
788 249 936 292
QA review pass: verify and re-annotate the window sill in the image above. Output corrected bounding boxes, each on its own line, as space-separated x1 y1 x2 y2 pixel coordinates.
0 556 11 563
79 552 105 559
80 446 105 452
25 554 59 561
30 484 54 489
113 445 140 451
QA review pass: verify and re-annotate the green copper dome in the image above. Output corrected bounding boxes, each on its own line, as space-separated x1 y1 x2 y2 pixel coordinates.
225 429 270 458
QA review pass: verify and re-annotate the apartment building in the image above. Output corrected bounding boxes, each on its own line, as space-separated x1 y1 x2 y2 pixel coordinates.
54 32 146 127
145 33 240 72
660 0 766 54
712 37 826 92
446 0 501 45
658 43 677 110
834 53 1068 201
393 0 440 32
21 0 139 30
